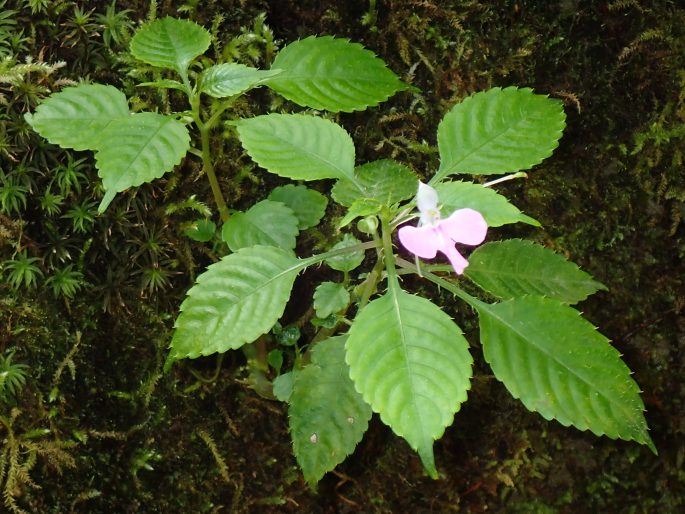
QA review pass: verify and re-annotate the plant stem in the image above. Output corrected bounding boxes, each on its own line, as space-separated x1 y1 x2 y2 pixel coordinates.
198 123 230 222
395 256 487 310
380 216 400 293
188 89 230 222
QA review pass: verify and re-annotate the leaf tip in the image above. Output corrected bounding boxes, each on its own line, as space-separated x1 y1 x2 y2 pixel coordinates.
98 190 116 214
417 442 439 480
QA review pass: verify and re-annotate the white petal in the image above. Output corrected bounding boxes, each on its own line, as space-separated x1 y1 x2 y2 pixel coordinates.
416 181 439 214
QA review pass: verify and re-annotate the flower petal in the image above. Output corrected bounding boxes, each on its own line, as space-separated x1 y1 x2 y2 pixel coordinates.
439 208 488 245
416 181 439 214
438 242 470 274
398 225 439 259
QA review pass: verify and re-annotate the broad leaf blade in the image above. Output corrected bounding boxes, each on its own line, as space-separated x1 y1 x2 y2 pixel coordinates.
236 114 356 182
267 36 411 112
477 296 655 452
130 16 210 74
313 282 350 318
267 185 328 230
346 288 473 477
170 246 301 359
331 159 417 208
221 200 299 251
435 181 539 227
466 240 607 303
200 63 281 98
26 84 129 151
436 87 566 179
95 112 190 212
290 336 372 486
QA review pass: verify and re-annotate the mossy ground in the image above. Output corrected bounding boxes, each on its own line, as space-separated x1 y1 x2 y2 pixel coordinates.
1 1 684 512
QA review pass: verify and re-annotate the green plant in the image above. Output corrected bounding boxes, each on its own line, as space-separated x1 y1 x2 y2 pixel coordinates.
1 249 43 289
0 350 28 401
44 264 85 298
94 0 133 49
0 408 75 514
26 16 654 488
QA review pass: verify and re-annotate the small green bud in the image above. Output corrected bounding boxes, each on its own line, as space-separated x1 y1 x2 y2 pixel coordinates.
357 216 378 235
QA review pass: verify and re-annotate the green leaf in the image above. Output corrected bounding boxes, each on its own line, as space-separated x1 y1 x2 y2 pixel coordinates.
313 282 350 318
346 288 473 477
221 200 299 252
26 84 129 151
290 336 373 486
466 240 607 303
331 159 417 208
476 296 655 452
183 218 216 242
325 234 365 272
170 246 301 359
267 185 328 230
338 198 382 229
273 371 296 402
435 181 540 227
130 16 210 74
266 36 411 112
236 114 356 182
95 112 190 212
436 87 566 179
200 63 281 98
267 349 283 373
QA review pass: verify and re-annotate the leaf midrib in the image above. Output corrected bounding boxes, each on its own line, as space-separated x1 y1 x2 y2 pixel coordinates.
387 290 427 447
479 299 641 429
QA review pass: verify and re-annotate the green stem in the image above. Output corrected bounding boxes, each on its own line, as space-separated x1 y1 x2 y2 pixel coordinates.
395 256 487 310
379 216 400 293
198 123 230 222
188 353 225 384
188 87 230 222
298 240 379 269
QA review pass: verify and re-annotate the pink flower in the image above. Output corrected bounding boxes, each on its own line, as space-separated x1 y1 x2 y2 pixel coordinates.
398 182 487 274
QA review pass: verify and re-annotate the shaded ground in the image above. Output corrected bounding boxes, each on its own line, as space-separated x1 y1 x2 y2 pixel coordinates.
1 1 684 512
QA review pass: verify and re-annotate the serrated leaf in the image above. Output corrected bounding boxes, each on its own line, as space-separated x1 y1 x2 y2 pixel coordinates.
200 63 281 98
313 282 350 318
266 36 411 112
346 288 473 477
130 16 210 74
236 114 356 182
466 240 607 303
26 84 129 151
95 112 190 212
331 159 417 208
268 185 328 230
436 87 566 179
325 234 365 272
290 336 373 486
221 200 299 251
477 296 655 452
435 181 540 227
170 246 301 359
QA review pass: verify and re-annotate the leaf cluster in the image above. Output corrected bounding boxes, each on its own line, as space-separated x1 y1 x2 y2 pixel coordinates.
22 12 657 492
